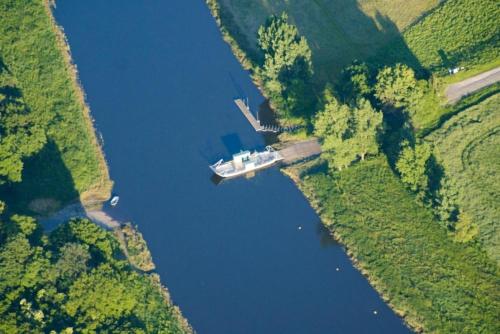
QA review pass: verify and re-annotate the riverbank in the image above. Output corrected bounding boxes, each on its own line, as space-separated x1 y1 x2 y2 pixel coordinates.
0 0 112 215
44 0 113 205
283 159 499 333
39 204 193 333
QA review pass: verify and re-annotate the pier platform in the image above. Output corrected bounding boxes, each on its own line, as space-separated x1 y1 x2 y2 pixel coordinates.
234 98 263 131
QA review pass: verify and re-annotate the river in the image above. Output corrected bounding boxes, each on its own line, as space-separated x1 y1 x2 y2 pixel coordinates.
54 1 411 333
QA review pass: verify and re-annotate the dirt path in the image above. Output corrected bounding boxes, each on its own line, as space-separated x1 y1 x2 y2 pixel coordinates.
39 202 121 231
278 139 322 164
445 67 500 103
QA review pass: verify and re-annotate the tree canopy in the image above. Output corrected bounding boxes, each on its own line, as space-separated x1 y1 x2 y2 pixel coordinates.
374 64 423 115
314 88 383 170
0 217 191 334
396 141 432 193
257 13 315 121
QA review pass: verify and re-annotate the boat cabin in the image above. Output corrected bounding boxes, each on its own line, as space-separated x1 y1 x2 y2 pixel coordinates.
232 150 251 169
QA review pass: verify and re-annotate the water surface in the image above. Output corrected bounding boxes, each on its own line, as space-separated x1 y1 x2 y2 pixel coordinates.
55 1 411 333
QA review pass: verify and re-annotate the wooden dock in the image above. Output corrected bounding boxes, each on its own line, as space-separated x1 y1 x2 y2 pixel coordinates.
278 139 322 164
234 98 264 131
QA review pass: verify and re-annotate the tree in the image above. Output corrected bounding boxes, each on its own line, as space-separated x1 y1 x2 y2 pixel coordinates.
396 141 432 193
351 99 383 160
257 13 314 120
65 264 138 331
338 61 373 103
374 64 423 114
54 243 90 285
313 89 356 170
258 13 312 81
314 88 383 170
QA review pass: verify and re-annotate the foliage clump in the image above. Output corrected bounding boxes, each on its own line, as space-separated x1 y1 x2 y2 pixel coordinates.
314 88 383 170
256 13 315 123
0 0 111 204
375 64 424 116
396 141 432 194
0 217 191 334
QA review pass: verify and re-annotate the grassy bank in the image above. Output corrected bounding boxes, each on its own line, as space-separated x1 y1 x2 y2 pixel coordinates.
0 0 111 212
425 94 500 263
287 158 500 333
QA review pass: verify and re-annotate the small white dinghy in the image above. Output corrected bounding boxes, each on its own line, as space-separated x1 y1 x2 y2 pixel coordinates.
110 196 120 207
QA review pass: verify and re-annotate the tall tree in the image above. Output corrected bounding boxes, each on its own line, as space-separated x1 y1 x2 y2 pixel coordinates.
351 99 383 160
396 141 432 192
338 61 373 103
314 89 383 170
314 89 355 170
374 64 423 114
257 13 314 120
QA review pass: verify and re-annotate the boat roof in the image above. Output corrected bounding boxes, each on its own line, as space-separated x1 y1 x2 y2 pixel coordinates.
233 150 251 158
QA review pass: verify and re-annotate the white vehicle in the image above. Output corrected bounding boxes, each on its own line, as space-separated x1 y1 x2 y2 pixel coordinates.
210 146 283 178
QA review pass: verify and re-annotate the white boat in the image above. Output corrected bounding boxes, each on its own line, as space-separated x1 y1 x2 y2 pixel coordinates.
210 146 283 178
110 196 119 207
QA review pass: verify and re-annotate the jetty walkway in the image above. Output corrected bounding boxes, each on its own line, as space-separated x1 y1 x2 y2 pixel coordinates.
234 98 263 131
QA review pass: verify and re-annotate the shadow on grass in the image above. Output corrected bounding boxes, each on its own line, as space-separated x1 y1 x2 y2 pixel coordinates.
216 1 424 81
1 140 80 217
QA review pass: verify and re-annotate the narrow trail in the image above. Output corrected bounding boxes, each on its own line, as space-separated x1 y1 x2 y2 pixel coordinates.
445 67 500 103
39 202 121 231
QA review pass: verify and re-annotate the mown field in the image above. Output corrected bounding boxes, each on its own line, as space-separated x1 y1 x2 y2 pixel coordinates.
426 94 500 263
295 158 500 334
383 0 500 76
0 0 111 213
216 0 439 83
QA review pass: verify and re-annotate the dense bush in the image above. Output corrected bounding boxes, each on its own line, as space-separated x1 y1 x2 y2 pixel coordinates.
300 158 500 333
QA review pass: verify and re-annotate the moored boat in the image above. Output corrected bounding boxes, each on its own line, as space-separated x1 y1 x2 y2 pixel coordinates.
210 146 283 178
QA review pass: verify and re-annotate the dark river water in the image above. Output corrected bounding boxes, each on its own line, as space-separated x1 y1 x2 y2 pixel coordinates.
54 1 411 333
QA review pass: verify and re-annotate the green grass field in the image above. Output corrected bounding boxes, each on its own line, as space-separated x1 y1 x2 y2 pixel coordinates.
426 94 500 263
295 158 500 333
0 0 111 213
217 0 439 83
381 0 500 76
